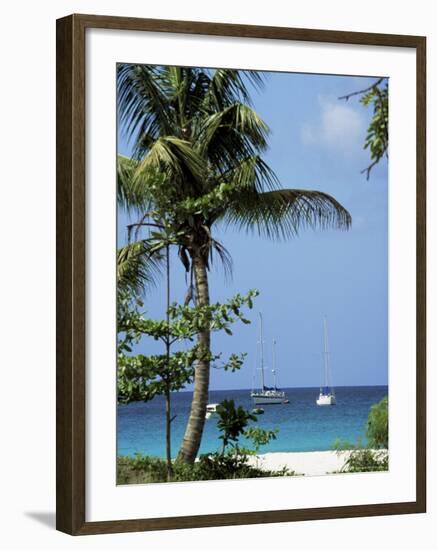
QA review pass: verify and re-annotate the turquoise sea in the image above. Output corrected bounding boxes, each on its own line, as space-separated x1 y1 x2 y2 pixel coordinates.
117 385 387 458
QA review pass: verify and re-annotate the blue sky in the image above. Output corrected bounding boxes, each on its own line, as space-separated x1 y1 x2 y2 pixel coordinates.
118 70 388 390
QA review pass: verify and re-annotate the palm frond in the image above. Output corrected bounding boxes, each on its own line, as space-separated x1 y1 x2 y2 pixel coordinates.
117 155 156 212
136 137 205 193
222 189 352 240
117 64 175 145
203 69 265 110
196 103 269 162
210 238 233 280
117 240 164 295
184 70 211 122
215 155 279 194
161 66 207 127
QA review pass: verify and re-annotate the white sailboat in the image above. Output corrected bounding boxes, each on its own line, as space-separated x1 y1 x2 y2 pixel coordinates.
250 313 288 405
316 317 336 406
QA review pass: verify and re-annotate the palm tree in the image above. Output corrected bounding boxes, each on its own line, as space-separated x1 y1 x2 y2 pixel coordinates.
117 64 351 464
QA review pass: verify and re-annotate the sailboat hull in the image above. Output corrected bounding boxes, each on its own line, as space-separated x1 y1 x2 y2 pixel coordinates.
316 393 336 406
251 391 286 405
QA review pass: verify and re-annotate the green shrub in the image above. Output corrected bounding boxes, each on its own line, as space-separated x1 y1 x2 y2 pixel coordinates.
366 396 388 449
243 427 278 454
332 396 389 474
340 448 388 473
117 452 295 484
216 399 257 454
195 452 260 480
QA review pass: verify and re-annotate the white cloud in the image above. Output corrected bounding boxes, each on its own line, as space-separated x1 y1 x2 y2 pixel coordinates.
301 96 366 153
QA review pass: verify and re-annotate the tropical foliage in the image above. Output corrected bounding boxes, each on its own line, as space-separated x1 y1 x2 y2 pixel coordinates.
216 399 258 455
243 426 279 455
360 80 389 177
340 448 388 473
117 452 294 484
333 396 388 473
366 395 388 449
117 289 258 478
215 399 279 457
118 290 258 404
117 64 352 464
117 399 290 484
340 77 388 179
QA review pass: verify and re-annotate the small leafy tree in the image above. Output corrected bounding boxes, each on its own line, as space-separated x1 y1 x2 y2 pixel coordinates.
216 399 257 455
243 426 279 455
366 396 388 449
333 396 389 473
215 400 278 457
340 448 388 473
117 289 259 479
210 400 283 477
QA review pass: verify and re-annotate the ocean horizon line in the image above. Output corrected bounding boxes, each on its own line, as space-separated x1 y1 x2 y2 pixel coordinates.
174 383 388 394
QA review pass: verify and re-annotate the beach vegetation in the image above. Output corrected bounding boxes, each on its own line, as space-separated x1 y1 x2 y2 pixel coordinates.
117 289 258 479
215 399 279 457
366 395 388 449
333 396 388 473
117 452 294 484
216 399 258 455
243 426 279 455
117 400 290 484
340 448 388 473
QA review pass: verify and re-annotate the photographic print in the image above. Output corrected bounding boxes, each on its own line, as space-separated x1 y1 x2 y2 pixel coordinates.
56 14 425 534
116 64 389 485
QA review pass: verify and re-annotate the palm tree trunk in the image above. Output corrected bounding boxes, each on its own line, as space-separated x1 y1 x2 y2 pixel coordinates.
177 253 210 464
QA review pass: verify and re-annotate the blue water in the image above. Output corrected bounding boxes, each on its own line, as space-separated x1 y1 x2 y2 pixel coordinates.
117 386 387 458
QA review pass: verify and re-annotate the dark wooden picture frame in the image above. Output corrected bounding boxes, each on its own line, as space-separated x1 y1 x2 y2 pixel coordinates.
56 13 426 535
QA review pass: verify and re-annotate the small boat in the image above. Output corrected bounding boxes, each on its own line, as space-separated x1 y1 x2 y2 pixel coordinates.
205 403 219 419
316 317 336 406
252 407 265 415
316 393 336 406
250 314 288 405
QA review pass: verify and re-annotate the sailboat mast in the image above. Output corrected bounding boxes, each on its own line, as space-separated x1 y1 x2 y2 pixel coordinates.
259 312 265 389
272 339 277 389
323 317 329 390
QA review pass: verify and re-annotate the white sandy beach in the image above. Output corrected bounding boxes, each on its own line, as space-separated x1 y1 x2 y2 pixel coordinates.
247 450 352 476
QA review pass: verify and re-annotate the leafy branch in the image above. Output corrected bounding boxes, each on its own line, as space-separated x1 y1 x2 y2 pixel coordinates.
340 77 389 179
